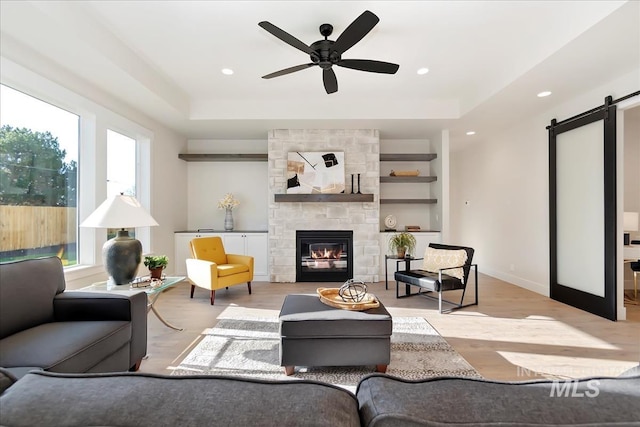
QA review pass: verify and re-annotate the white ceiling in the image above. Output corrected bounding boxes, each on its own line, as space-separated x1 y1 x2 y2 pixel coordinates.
1 1 638 143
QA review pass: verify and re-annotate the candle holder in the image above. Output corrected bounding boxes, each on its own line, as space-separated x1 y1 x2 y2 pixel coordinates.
351 174 355 194
357 173 362 194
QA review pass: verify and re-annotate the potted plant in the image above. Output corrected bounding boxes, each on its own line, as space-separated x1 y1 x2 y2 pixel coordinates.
144 255 169 279
388 232 417 258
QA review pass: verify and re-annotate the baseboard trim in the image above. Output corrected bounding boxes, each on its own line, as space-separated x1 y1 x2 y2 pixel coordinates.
481 267 549 297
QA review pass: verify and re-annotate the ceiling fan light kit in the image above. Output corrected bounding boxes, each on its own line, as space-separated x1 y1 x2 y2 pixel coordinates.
259 10 399 94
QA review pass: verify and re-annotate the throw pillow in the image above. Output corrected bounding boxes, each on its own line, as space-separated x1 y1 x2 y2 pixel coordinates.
422 248 468 282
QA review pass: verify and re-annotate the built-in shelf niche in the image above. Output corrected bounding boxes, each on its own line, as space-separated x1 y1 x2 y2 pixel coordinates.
379 152 438 205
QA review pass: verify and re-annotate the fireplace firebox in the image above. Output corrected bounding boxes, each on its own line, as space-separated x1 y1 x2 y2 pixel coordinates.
296 230 353 282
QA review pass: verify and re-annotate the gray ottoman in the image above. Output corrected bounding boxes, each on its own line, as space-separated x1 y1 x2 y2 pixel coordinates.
279 294 392 375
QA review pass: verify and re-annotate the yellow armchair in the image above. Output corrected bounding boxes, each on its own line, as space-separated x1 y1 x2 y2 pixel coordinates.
186 236 253 305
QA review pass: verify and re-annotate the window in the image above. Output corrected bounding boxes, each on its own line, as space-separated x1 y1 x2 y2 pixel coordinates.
106 129 137 239
107 129 136 197
0 84 79 265
2 59 154 275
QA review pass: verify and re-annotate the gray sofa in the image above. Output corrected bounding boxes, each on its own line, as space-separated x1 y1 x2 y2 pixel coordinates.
0 257 148 375
0 370 638 426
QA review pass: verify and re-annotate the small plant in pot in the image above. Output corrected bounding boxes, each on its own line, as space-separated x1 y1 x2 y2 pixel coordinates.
143 255 168 279
388 232 417 258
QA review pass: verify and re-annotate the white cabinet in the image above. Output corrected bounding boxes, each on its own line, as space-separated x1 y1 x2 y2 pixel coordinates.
174 232 268 280
225 233 269 279
379 231 441 278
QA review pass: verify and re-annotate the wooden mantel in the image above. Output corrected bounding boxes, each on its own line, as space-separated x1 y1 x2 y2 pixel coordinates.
274 194 374 203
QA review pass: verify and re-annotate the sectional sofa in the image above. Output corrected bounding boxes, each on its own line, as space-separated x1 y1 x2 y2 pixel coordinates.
1 370 638 426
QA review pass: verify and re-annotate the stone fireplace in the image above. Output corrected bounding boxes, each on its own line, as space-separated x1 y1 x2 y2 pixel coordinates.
296 230 353 282
268 129 380 282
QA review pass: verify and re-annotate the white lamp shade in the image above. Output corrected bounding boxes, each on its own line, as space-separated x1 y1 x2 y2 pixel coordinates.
623 212 639 232
81 194 158 228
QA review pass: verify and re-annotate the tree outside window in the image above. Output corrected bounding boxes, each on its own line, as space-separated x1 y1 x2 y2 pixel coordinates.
0 85 79 265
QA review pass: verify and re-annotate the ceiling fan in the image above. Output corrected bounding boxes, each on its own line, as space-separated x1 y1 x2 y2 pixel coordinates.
259 10 399 94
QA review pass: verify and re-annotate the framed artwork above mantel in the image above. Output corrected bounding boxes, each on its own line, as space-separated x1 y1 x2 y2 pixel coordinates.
286 151 345 194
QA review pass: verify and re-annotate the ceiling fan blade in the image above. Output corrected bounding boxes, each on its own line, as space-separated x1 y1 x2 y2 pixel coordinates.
259 21 314 55
262 63 316 79
337 59 399 74
323 68 338 94
332 10 379 55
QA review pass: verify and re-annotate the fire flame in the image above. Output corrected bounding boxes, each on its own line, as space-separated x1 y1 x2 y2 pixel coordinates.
311 248 342 259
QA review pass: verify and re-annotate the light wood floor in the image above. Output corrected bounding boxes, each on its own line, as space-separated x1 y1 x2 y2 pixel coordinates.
139 274 640 381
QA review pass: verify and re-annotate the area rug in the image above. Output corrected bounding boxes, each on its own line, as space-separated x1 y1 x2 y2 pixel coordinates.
171 317 480 390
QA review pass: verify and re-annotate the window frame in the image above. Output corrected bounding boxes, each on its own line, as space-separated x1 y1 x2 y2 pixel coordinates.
1 57 153 281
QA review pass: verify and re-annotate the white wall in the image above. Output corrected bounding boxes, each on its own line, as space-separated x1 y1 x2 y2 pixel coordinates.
185 140 269 231
622 104 640 293
428 130 449 240
450 69 640 300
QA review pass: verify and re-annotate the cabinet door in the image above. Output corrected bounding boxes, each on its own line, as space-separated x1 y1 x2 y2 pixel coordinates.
223 234 246 255
245 233 268 277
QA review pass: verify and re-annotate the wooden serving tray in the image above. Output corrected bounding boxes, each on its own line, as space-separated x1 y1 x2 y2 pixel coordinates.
316 287 380 311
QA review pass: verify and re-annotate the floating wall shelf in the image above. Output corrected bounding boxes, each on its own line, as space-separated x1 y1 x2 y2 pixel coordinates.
379 153 437 161
275 194 374 203
178 154 268 162
379 176 437 183
379 199 437 204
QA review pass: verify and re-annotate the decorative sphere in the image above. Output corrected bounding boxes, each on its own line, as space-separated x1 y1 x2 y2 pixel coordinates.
339 279 368 303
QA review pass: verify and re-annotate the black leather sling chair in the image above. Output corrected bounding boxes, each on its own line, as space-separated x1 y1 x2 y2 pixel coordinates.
394 243 478 313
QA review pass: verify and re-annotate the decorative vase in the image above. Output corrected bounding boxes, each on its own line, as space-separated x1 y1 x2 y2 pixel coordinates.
224 208 234 231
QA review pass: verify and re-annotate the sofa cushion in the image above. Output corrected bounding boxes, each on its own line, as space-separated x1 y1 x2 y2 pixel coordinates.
0 321 130 372
217 263 249 277
0 367 18 395
0 371 361 427
422 247 467 281
0 257 66 339
357 373 640 427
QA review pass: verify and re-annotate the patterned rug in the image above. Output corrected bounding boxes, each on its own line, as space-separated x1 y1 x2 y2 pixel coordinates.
171 316 480 390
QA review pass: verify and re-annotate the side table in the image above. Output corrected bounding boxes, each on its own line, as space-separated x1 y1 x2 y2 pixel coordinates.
82 276 186 331
384 255 423 290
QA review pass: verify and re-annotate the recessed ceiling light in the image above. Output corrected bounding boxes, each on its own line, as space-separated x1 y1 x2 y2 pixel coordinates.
537 91 552 97
417 68 429 75
466 131 476 136
221 68 234 75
